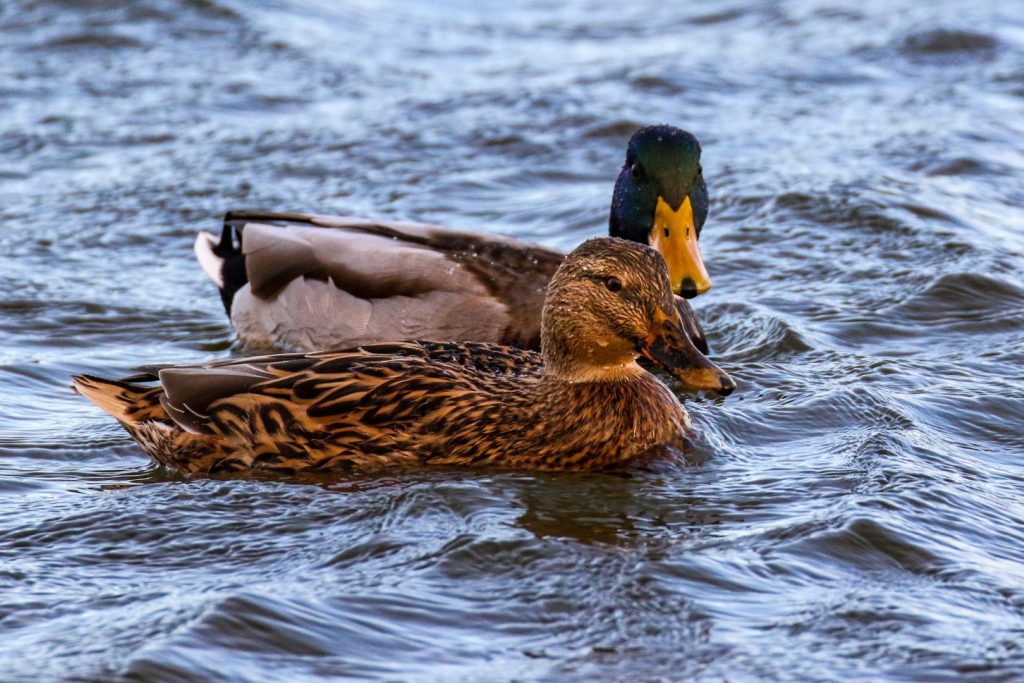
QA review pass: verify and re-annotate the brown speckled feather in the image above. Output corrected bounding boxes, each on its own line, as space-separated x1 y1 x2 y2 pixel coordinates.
74 341 685 476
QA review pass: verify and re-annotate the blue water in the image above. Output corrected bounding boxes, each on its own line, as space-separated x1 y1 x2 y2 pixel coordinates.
1 0 1023 680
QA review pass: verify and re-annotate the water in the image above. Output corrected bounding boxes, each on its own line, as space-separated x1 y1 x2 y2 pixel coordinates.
2 0 1023 680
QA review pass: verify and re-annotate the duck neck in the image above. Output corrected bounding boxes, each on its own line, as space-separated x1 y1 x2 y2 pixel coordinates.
541 356 647 384
540 312 642 384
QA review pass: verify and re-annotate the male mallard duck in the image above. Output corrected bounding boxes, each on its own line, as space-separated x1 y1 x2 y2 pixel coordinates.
74 238 735 476
194 125 714 361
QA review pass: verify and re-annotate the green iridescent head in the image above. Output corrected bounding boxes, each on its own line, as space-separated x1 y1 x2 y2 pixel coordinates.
609 125 711 299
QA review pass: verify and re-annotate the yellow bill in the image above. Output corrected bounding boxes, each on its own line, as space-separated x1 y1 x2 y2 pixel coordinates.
648 196 712 298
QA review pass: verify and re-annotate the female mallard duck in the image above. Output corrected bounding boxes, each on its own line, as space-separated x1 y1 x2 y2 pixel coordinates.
194 125 715 361
74 238 735 476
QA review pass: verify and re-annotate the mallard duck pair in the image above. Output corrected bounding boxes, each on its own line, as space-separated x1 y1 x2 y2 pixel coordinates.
76 126 735 475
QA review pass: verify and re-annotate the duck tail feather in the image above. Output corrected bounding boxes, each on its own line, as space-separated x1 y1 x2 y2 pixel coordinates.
194 231 225 288
194 214 251 316
72 374 167 424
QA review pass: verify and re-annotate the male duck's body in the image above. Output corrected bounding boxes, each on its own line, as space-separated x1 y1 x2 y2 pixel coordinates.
195 125 715 355
75 239 735 476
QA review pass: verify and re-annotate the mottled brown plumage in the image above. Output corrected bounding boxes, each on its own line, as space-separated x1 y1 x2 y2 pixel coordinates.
75 238 734 476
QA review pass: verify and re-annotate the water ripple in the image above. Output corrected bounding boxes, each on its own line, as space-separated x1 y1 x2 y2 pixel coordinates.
1 0 1023 679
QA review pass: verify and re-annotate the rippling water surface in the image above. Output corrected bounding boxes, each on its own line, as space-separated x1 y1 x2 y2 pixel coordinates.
2 0 1024 680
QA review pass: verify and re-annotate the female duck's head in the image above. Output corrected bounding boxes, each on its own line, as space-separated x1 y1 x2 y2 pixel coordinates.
541 237 734 395
610 125 711 299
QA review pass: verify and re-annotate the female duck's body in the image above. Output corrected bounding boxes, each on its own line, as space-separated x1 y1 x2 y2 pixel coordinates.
75 342 687 475
74 238 734 476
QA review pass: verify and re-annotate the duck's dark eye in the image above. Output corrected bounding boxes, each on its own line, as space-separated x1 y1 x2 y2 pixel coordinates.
604 276 623 292
697 164 703 175
630 163 643 179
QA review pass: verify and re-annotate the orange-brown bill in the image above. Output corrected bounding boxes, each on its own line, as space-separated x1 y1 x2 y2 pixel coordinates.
639 306 735 396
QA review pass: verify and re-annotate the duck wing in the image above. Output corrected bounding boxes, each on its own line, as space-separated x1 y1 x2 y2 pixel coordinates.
150 341 543 472
195 211 563 352
141 341 536 433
